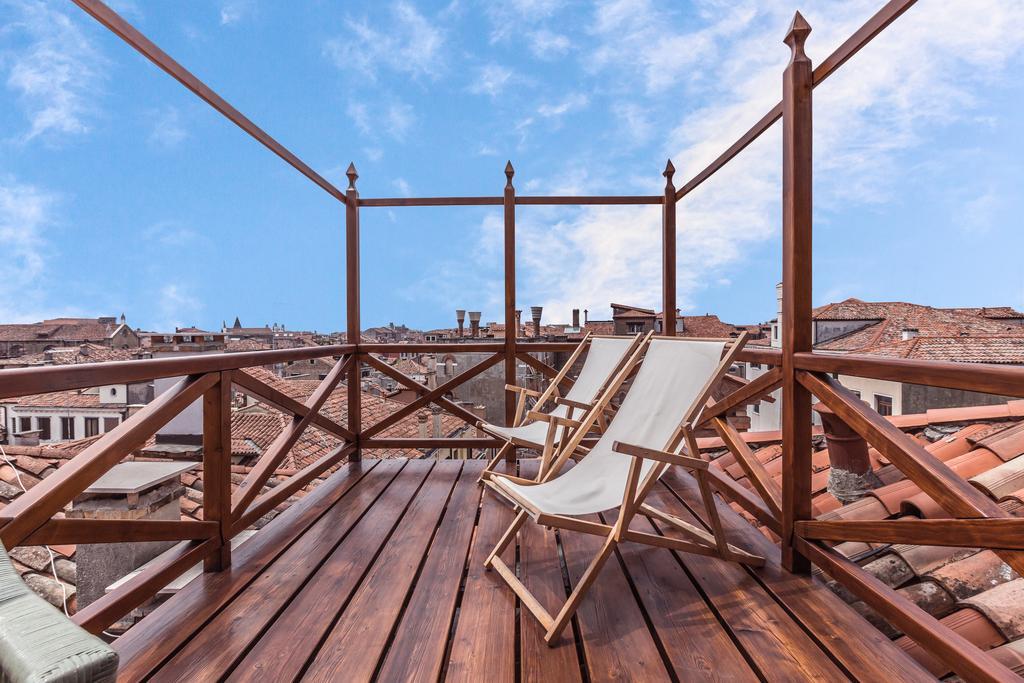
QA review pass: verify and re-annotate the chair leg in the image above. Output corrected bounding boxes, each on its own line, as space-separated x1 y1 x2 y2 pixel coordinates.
478 441 514 484
485 509 529 569
544 534 617 645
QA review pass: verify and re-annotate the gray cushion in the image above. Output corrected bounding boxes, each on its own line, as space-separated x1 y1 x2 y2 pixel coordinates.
0 544 117 682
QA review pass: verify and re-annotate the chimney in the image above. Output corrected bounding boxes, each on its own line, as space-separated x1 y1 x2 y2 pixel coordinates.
584 309 589 324
472 404 488 437
468 311 481 338
456 310 465 337
417 411 429 439
431 406 443 438
901 327 919 341
773 281 783 349
572 308 580 329
70 461 198 625
530 306 543 338
515 310 522 336
814 403 883 503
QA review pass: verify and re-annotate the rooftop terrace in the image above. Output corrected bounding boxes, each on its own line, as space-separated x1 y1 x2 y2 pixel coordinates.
1 0 1023 681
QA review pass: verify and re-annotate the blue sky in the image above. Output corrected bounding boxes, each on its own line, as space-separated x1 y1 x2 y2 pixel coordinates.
1 0 1022 333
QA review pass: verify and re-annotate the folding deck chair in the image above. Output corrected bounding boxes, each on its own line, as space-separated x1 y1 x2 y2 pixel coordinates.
483 333 764 645
478 332 643 483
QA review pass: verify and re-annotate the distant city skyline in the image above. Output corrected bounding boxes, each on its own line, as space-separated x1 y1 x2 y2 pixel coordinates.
1 1 1022 333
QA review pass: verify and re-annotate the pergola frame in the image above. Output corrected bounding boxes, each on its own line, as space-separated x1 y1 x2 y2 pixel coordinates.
0 1 1021 680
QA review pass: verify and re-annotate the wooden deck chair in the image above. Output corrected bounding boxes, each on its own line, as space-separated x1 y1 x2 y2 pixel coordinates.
482 332 764 645
478 332 644 484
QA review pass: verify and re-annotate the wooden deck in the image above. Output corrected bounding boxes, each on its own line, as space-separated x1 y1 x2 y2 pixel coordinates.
112 458 933 682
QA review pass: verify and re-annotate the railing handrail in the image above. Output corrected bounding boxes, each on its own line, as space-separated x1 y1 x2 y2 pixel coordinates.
0 344 354 400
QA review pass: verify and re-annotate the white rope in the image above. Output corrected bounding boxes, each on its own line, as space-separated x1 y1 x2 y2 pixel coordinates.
0 441 70 617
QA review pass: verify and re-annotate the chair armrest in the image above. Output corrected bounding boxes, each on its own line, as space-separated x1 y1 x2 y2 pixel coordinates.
0 545 118 683
553 396 593 411
526 411 583 429
611 441 709 471
505 384 543 398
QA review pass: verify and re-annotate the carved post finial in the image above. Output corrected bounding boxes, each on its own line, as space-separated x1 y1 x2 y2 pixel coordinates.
505 160 515 189
346 162 359 191
663 159 675 189
784 11 811 56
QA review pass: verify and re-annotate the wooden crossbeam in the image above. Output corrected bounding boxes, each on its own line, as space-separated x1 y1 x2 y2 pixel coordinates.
71 0 347 204
0 373 219 548
231 368 354 441
799 370 1024 575
699 366 782 426
797 538 1020 683
710 417 783 519
674 0 918 201
73 539 218 635
231 356 351 518
797 518 1024 551
22 519 217 546
231 444 356 534
516 352 575 394
360 353 495 432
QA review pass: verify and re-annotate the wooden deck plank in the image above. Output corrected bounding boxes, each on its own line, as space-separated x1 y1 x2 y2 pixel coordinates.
661 468 935 683
445 462 517 683
517 460 584 683
220 459 435 681
609 510 759 682
375 461 486 683
560 513 673 682
644 480 847 682
113 459 379 682
300 460 464 681
147 459 421 682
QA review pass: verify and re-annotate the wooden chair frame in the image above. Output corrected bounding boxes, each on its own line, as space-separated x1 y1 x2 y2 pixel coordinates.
484 332 764 645
478 332 646 484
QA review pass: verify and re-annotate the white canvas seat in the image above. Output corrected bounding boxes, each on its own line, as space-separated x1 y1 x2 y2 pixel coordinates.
494 338 726 516
483 333 764 645
478 334 639 482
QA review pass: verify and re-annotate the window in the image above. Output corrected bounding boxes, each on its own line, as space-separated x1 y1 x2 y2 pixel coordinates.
162 335 174 343
37 417 51 440
750 362 761 370
18 417 32 433
110 387 118 396
850 390 861 399
874 394 893 416
103 417 119 432
753 402 760 415
84 417 100 437
309 360 315 365
204 335 215 342
182 335 193 343
61 417 75 440
626 322 644 334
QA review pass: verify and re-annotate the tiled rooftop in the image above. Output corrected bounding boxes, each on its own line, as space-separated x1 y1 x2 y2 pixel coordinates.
701 400 1024 678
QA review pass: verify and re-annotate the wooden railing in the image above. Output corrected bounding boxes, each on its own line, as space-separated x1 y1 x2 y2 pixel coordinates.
2 0 1019 680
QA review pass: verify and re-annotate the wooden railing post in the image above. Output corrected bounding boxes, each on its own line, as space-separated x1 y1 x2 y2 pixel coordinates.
202 371 231 571
503 161 517 436
662 160 677 336
781 12 813 574
346 163 362 460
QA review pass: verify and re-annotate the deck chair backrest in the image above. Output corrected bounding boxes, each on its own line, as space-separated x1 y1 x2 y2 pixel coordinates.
561 337 638 405
530 338 727 515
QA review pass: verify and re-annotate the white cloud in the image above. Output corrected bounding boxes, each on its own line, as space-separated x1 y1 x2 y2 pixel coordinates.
495 0 1024 319
392 177 412 196
2 0 106 142
0 175 55 319
148 107 188 148
219 0 255 26
142 220 201 248
537 92 588 118
528 29 571 59
347 99 415 141
155 284 202 332
325 2 445 81
956 188 999 235
469 64 515 98
387 102 415 140
486 0 564 44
